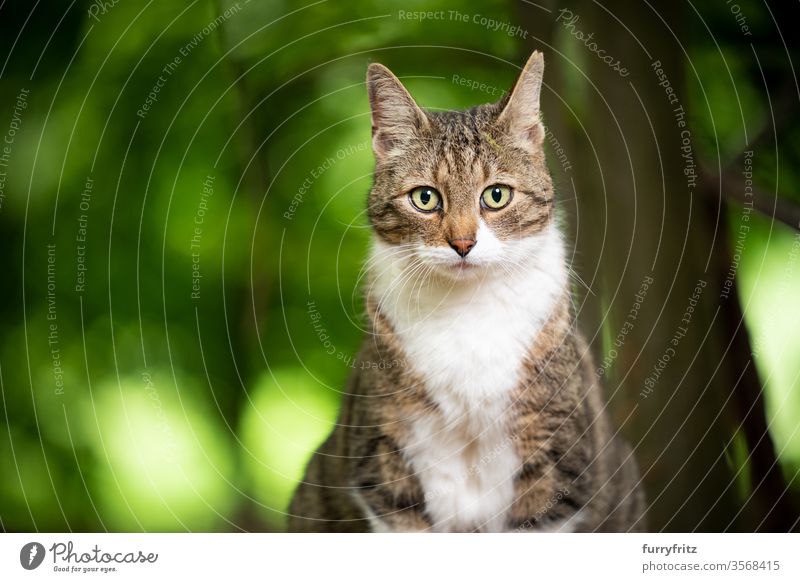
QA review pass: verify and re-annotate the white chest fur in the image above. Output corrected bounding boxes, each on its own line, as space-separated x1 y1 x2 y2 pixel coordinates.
368 224 566 531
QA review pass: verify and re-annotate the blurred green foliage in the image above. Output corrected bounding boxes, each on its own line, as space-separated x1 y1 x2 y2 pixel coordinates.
0 0 797 532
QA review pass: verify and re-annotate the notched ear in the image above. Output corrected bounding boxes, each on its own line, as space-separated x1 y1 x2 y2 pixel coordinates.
497 51 545 151
366 63 429 159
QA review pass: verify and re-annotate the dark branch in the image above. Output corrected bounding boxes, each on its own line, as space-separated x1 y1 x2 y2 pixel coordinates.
701 166 800 231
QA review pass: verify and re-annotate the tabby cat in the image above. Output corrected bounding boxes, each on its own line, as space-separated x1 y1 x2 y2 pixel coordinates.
288 52 645 532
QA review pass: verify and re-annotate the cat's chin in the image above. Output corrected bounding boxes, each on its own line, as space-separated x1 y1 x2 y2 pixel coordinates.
433 260 494 282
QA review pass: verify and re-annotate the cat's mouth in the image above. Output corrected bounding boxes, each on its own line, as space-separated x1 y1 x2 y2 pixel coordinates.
441 258 484 278
404 243 499 280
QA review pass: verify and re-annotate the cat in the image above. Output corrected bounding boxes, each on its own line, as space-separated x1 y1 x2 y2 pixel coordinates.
288 52 645 532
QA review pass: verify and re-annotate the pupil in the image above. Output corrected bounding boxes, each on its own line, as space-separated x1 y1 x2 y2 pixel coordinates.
420 191 431 205
492 188 502 203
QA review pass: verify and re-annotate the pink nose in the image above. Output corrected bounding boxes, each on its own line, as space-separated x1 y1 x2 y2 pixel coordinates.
448 238 476 257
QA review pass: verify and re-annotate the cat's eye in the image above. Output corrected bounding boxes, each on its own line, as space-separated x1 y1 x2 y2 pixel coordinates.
409 186 441 213
481 184 513 210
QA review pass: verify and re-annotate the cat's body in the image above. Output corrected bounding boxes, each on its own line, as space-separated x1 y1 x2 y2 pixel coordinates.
288 53 645 532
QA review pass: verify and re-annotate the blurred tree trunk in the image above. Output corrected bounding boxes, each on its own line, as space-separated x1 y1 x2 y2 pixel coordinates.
520 0 795 531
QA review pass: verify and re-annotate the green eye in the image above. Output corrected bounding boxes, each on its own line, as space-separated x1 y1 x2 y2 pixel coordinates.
409 187 441 212
481 184 513 209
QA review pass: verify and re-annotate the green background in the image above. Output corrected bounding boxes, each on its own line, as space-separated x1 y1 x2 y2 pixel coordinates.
0 0 798 532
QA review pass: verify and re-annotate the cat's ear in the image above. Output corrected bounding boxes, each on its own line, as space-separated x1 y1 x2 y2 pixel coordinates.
497 51 545 150
366 63 429 158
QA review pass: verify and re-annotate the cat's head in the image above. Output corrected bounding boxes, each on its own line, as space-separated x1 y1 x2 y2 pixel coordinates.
366 52 555 282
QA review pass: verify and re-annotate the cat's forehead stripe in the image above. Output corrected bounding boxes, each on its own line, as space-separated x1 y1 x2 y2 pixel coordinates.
429 111 489 185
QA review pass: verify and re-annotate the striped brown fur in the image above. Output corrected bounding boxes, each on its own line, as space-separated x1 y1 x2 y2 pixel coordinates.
288 53 644 532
